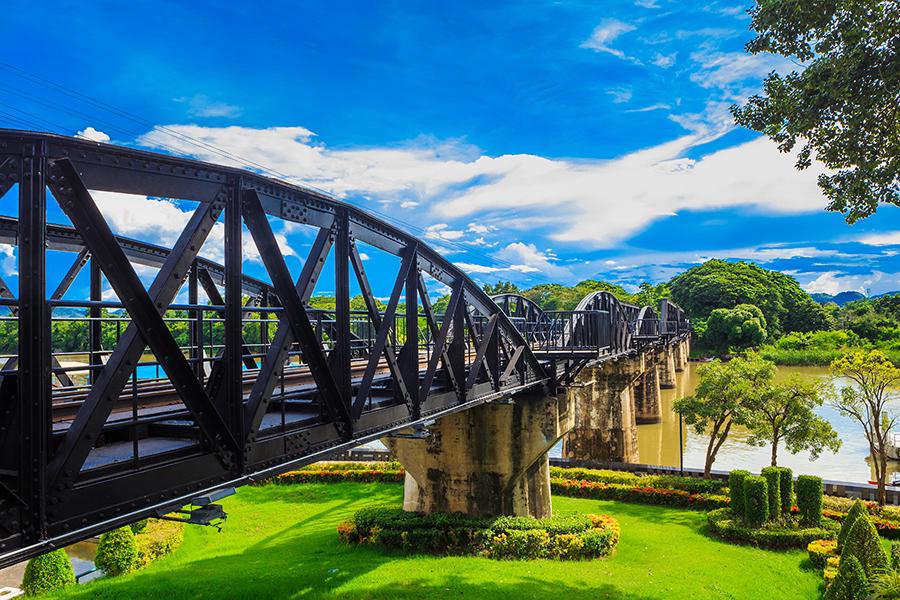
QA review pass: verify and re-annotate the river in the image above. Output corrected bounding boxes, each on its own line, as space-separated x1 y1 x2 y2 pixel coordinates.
631 363 898 483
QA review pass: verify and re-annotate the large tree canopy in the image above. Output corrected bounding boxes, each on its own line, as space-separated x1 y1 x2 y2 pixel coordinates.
704 303 769 355
669 259 829 336
733 0 900 222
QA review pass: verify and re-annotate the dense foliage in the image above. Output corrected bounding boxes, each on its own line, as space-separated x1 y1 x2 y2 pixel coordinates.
669 260 829 337
21 548 76 596
706 508 839 549
703 303 768 354
796 475 824 527
339 507 620 560
95 526 139 576
733 0 900 222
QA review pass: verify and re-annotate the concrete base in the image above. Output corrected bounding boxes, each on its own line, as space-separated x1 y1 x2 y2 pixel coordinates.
658 348 677 389
384 392 571 518
634 357 662 424
561 357 641 463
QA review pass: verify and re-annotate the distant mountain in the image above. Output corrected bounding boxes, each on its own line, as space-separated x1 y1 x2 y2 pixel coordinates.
810 290 900 305
810 291 866 306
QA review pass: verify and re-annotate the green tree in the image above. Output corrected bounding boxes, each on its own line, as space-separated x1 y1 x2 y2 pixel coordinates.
745 375 841 466
482 281 520 296
674 355 774 477
733 0 900 223
669 259 828 336
831 350 900 505
21 549 75 596
704 303 768 355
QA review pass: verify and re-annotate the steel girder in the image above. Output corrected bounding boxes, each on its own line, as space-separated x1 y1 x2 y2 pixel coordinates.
0 129 550 567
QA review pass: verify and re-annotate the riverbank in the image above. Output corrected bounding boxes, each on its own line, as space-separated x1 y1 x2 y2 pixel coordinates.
41 482 821 599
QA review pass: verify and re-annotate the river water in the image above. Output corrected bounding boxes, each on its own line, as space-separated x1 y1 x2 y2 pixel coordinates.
630 364 898 483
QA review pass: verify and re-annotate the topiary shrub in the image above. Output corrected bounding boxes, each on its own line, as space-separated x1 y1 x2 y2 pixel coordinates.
842 515 889 578
761 467 781 520
837 500 868 552
728 470 750 517
796 475 823 527
778 467 793 514
891 541 900 570
21 548 75 596
743 476 769 527
824 554 867 600
134 519 185 567
95 526 138 576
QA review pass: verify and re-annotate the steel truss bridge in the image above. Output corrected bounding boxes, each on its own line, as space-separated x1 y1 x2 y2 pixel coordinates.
0 130 689 567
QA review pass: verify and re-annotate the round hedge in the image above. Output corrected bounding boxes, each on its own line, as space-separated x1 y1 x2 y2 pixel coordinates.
707 508 839 549
21 548 75 596
95 526 139 576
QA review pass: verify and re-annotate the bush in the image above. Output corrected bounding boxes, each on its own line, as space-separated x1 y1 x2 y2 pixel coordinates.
134 519 185 567
761 467 781 520
824 554 868 600
728 470 750 517
548 467 727 494
343 507 619 560
707 508 839 549
837 500 868 552
891 541 900 569
778 467 793 514
550 478 729 511
95 526 139 576
842 515 890 578
21 548 75 596
807 539 838 569
744 476 769 527
796 475 824 527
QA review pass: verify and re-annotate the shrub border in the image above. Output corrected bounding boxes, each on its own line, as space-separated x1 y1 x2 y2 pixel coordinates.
707 508 840 549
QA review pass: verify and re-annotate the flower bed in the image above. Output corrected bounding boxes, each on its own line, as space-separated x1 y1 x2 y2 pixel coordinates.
273 468 405 484
551 478 729 511
338 507 620 560
707 508 840 549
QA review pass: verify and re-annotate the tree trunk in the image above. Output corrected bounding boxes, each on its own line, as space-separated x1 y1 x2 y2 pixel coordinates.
879 453 888 506
770 442 778 467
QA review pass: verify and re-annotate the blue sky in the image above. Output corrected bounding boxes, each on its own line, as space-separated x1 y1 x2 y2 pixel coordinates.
2 0 899 301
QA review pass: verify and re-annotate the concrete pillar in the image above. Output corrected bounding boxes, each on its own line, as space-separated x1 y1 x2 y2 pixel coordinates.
658 346 677 389
384 391 571 518
561 356 641 463
673 341 685 373
634 357 662 424
681 337 691 369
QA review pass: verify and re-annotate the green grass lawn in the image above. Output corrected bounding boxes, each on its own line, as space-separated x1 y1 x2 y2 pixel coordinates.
48 482 823 599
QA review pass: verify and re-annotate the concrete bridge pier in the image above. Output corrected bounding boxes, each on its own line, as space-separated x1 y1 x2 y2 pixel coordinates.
561 356 642 463
634 354 662 424
384 391 572 518
658 346 677 389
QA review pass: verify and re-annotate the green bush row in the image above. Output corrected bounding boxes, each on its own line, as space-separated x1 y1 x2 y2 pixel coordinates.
706 508 840 549
340 507 620 560
547 466 727 494
550 478 729 511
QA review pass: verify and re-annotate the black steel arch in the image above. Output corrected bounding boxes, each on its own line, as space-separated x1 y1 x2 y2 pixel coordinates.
0 130 551 566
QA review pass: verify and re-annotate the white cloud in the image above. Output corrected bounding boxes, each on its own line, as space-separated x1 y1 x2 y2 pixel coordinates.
400 201 420 209
652 52 677 68
626 103 672 113
495 242 573 280
580 19 636 59
857 231 900 246
176 95 243 118
607 87 633 104
358 252 371 261
800 271 883 295
0 244 16 276
467 223 495 234
136 124 829 251
76 127 110 143
689 50 794 92
635 0 660 7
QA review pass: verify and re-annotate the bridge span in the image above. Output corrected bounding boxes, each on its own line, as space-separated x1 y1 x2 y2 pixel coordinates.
0 130 689 566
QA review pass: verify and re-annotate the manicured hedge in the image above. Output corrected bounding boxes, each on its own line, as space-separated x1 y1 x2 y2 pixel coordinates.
275 469 405 484
824 554 867 600
21 548 75 596
548 467 727 494
837 500 868 551
95 526 139 576
135 519 185 567
761 467 781 519
778 467 793 514
842 515 889 577
743 476 769 527
797 475 824 527
728 470 750 518
339 507 620 560
550 478 728 511
706 508 839 549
